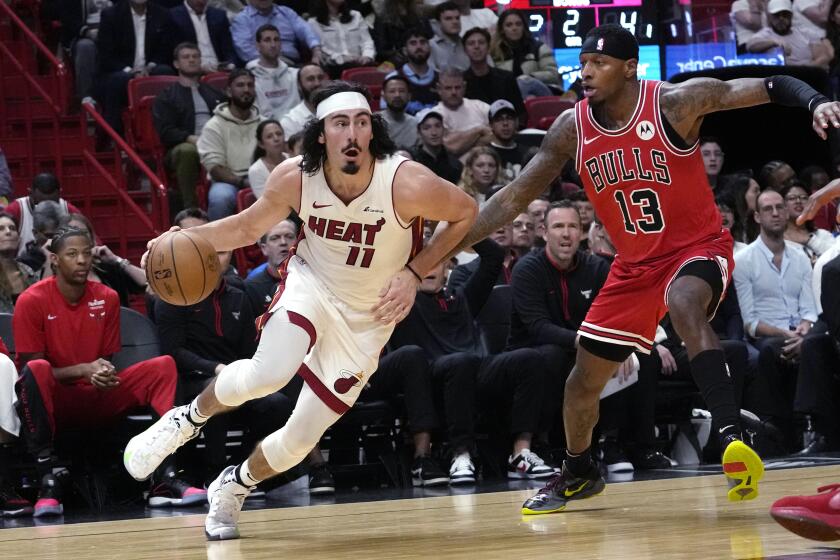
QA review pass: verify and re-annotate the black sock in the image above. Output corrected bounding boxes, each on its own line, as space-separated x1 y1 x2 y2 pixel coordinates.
689 350 741 442
565 447 594 477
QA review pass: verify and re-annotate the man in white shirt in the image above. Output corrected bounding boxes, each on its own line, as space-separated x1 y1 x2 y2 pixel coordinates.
452 0 497 37
731 0 768 52
429 2 469 71
746 0 833 68
279 64 326 138
169 0 236 73
432 67 493 157
377 74 418 151
793 0 829 42
247 24 300 121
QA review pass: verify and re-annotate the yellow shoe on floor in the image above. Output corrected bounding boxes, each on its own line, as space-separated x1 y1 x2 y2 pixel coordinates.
722 439 764 502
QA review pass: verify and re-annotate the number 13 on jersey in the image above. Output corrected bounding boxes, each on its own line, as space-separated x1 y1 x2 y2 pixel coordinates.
614 189 665 234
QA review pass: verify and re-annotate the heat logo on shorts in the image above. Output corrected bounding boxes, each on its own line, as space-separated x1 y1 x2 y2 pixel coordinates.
333 369 364 394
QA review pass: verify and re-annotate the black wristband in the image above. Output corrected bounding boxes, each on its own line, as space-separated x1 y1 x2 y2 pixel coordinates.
406 263 422 281
765 75 829 114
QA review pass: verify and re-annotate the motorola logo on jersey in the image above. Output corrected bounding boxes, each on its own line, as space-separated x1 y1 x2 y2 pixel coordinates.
583 148 672 193
636 120 655 141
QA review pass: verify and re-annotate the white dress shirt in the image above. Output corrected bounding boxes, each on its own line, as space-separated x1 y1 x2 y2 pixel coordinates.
131 9 147 71
186 0 219 70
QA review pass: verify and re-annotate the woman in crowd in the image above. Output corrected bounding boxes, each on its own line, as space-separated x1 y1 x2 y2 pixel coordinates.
0 213 36 314
458 146 502 206
248 120 287 199
716 198 748 255
308 0 376 79
720 172 761 244
490 9 559 98
781 182 835 264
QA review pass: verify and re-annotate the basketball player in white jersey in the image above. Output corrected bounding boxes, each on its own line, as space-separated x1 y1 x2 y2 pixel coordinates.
123 82 478 540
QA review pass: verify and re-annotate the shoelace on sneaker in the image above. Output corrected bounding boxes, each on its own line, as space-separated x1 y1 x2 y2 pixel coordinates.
209 480 250 525
523 451 546 466
451 455 474 473
142 413 198 466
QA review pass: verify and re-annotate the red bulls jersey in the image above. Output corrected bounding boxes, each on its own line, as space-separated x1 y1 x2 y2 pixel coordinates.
575 80 722 264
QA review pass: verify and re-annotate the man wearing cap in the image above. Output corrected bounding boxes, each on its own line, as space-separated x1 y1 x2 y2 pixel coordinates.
412 108 463 184
443 22 840 514
488 100 529 182
378 74 419 150
125 82 477 541
746 0 833 67
433 66 494 157
462 27 526 124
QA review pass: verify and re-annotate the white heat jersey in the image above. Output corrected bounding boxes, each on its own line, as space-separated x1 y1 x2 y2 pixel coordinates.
294 154 423 311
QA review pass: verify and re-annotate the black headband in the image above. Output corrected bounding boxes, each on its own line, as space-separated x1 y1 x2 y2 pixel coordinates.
580 27 639 61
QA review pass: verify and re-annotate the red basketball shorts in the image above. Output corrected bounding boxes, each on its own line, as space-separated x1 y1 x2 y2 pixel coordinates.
578 230 734 354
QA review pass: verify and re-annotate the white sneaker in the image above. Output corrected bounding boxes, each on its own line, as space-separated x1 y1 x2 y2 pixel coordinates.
205 466 253 541
449 452 476 485
507 449 555 479
124 405 203 481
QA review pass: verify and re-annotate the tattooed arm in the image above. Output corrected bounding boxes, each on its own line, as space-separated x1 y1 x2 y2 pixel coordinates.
441 109 578 260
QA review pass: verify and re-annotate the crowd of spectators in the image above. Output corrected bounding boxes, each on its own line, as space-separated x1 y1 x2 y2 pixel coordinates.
0 0 839 523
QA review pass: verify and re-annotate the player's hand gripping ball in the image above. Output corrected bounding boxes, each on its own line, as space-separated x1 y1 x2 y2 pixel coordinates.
145 230 221 305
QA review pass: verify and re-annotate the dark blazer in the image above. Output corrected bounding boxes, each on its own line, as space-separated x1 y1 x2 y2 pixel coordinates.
821 254 840 340
97 2 174 73
153 82 226 149
168 4 235 66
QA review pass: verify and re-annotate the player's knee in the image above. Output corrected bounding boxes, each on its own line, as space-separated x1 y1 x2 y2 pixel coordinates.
145 355 177 377
214 358 296 407
260 428 317 470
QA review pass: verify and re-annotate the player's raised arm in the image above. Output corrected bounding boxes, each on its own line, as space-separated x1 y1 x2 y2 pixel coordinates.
662 76 840 140
444 109 578 259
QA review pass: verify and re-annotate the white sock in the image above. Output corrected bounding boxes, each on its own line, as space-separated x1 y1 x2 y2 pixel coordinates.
188 399 209 426
230 460 260 488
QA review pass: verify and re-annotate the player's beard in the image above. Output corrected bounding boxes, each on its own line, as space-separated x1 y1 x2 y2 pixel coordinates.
341 162 360 175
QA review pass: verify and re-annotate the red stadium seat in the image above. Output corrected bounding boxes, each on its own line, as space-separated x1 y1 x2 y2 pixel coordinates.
340 67 386 110
124 76 178 157
236 188 256 212
525 97 574 130
127 75 179 108
201 71 229 92
234 188 265 275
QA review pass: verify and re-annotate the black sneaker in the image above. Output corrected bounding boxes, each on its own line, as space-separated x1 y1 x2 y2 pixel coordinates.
599 438 633 474
0 480 33 517
631 448 673 470
309 463 335 495
148 474 207 507
521 462 605 515
411 455 449 487
33 473 64 518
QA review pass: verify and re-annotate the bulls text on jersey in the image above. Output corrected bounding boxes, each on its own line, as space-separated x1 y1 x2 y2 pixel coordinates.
582 148 672 194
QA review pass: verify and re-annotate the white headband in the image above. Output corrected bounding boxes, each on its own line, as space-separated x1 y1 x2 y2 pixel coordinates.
315 91 371 120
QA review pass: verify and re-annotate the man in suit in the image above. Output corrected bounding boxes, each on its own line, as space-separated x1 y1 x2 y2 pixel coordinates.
168 0 236 73
95 0 176 134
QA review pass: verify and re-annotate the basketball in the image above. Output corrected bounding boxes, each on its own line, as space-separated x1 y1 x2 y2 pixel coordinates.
145 230 221 306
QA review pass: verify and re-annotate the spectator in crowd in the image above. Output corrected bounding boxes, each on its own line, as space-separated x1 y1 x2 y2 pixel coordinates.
430 2 469 71
733 190 834 452
568 190 594 252
759 160 797 191
371 0 430 66
731 0 769 53
588 215 616 259
154 43 226 211
249 24 301 122
279 64 327 138
717 198 749 254
14 227 203 515
449 212 531 290
390 238 555 483
793 0 830 42
746 0 834 68
0 213 37 314
528 196 550 244
813 233 840 322
818 252 840 343
411 108 463 184
378 74 418 151
0 148 11 205
463 28 526 123
248 120 287 199
781 182 835 263
169 0 236 73
58 214 147 307
95 0 176 134
208 0 244 21
490 9 559 98
286 131 304 156
720 172 761 243
197 69 262 220
308 0 376 79
450 0 497 37
399 26 441 114
244 219 297 315
156 247 297 484
487 100 528 183
433 67 492 157
56 1 114 101
17 201 65 281
7 174 81 258
231 0 321 65
700 137 725 191
458 146 502 206
0 335 30 517
508 202 668 470
799 164 837 231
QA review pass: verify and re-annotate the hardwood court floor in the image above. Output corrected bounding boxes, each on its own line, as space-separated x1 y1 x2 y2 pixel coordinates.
2 465 840 560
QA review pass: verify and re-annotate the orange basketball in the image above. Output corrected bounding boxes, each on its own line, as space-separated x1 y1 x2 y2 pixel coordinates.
145 230 221 306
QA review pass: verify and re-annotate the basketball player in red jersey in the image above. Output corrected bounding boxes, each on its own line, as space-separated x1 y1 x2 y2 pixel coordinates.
124 82 477 540
432 23 840 515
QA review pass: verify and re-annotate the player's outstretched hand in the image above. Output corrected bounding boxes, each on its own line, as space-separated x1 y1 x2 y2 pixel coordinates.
140 226 182 269
798 178 840 225
811 101 840 140
372 268 420 324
